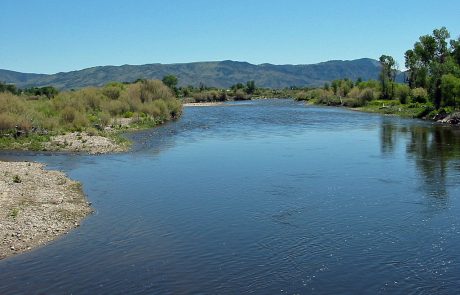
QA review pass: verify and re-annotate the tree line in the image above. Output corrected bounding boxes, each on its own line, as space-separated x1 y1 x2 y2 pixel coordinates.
378 27 460 109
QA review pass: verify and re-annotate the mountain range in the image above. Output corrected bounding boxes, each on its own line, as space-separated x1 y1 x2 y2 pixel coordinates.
0 58 401 90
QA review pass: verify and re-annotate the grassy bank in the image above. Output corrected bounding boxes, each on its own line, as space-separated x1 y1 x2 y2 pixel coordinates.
0 80 182 152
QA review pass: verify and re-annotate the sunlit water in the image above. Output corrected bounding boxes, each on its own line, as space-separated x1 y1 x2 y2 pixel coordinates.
1 99 460 294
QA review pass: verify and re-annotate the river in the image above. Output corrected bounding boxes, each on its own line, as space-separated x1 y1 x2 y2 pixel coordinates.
1 99 460 294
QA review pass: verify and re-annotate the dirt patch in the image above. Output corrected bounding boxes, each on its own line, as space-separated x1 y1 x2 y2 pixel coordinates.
0 161 92 260
45 132 127 154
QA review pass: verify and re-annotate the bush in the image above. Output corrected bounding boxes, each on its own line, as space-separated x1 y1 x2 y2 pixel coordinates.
234 89 247 100
60 106 77 124
395 84 411 104
103 85 122 100
0 113 18 131
0 79 183 137
139 80 174 103
359 88 377 102
415 105 435 118
411 87 428 103
342 98 364 107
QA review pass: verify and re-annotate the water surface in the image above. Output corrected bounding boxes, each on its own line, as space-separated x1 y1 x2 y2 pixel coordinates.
1 99 460 294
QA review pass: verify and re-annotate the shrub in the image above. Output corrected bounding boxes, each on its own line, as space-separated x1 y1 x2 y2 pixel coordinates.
0 80 182 138
395 84 411 104
0 113 18 131
342 98 363 107
98 112 111 127
60 106 77 124
234 89 247 100
72 112 89 129
105 99 129 116
414 105 434 118
82 88 103 111
359 88 377 102
123 111 134 118
294 91 309 101
139 80 174 103
411 87 428 103
103 85 122 100
0 92 26 114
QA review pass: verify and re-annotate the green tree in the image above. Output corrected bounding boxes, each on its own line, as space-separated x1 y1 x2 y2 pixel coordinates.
404 27 459 109
162 75 178 94
246 80 256 95
231 83 245 91
0 82 18 95
379 55 397 99
451 37 460 65
441 74 460 107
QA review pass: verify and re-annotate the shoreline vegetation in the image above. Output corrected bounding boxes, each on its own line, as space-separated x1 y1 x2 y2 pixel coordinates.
0 79 182 153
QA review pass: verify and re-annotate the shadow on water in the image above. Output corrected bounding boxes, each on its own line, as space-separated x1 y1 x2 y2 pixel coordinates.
380 118 460 202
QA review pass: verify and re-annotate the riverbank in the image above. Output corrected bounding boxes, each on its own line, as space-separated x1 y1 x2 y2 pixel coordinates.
183 102 226 107
303 99 460 125
0 79 183 153
354 102 460 125
0 116 173 154
0 161 92 260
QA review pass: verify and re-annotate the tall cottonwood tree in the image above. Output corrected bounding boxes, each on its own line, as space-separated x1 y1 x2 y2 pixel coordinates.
404 27 460 108
379 55 397 99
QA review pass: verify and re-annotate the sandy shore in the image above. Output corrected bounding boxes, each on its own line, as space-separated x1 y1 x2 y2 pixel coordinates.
0 161 92 260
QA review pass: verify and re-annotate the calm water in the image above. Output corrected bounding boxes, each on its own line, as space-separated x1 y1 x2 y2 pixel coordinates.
1 99 460 294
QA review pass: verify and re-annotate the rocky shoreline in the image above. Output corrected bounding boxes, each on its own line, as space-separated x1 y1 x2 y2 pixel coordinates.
0 161 92 260
44 131 128 154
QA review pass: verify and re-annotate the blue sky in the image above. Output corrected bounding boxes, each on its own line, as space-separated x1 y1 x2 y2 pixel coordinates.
1 0 459 74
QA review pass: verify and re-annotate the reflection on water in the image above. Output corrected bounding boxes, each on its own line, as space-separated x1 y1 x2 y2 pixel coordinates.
1 100 460 294
381 119 460 202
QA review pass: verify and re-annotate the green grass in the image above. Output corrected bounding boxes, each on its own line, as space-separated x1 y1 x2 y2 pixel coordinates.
0 133 52 151
355 100 433 118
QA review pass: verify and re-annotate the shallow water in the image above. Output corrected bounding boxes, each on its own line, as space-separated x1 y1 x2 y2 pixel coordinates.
1 99 460 294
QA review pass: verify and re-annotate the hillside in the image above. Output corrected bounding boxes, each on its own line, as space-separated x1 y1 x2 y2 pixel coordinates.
0 58 398 90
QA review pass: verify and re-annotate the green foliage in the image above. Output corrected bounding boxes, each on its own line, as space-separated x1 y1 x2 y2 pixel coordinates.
394 84 411 104
234 89 248 101
192 90 227 102
379 55 397 99
404 27 460 109
0 82 19 95
162 75 178 94
138 80 174 103
246 80 256 94
103 84 122 100
0 80 182 148
23 86 59 98
411 87 428 103
440 74 460 107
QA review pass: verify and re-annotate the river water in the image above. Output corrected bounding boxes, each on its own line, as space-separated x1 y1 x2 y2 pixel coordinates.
1 99 460 294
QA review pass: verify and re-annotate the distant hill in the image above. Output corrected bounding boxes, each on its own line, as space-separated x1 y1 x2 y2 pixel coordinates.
0 58 402 90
